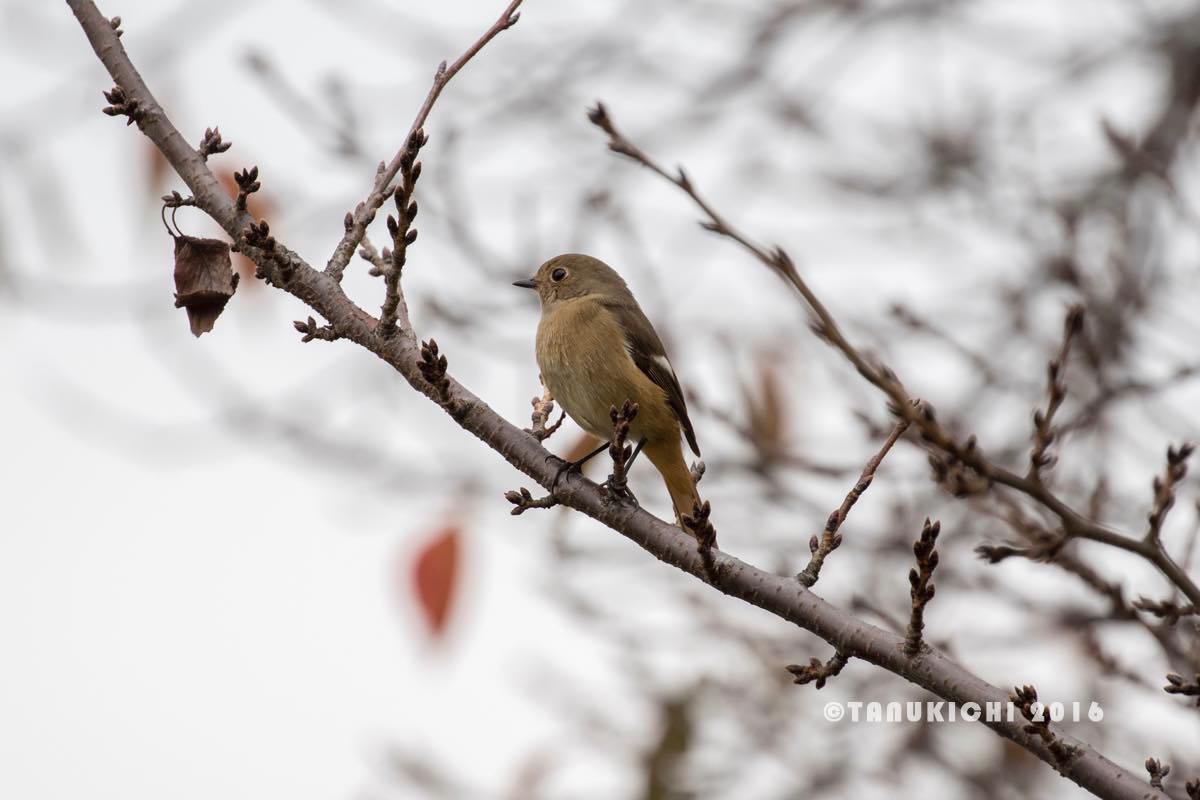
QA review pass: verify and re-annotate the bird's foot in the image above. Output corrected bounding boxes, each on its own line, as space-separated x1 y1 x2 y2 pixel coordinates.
600 472 638 505
551 458 581 493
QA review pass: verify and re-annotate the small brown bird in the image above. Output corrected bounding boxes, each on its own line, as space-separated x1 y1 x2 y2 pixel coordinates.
514 254 703 531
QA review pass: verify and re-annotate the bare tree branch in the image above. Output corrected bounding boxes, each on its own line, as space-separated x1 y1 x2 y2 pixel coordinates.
1028 305 1084 480
797 415 910 587
323 0 523 282
1145 443 1194 545
63 3 1170 797
587 100 1200 612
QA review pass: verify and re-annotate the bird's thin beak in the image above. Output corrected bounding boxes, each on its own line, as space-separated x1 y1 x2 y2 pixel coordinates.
512 278 537 289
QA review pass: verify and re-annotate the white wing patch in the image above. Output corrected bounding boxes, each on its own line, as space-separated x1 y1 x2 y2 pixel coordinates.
653 354 676 381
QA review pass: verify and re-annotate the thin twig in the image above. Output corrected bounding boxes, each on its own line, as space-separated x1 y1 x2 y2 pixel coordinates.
797 415 910 587
681 499 719 576
293 315 340 343
504 486 560 515
357 237 390 276
324 0 523 281
587 101 1200 611
1146 443 1194 544
197 126 230 160
603 400 638 499
1145 759 1171 790
1011 685 1081 766
1029 305 1084 480
526 390 565 442
1134 596 1199 625
1164 672 1200 706
378 129 427 335
785 650 849 689
904 518 941 657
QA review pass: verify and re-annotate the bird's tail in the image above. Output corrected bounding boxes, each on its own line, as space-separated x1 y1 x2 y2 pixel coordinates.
645 440 710 543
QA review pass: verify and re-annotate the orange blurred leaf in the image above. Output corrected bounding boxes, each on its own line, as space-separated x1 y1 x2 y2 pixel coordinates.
411 524 461 638
742 351 790 465
144 141 171 195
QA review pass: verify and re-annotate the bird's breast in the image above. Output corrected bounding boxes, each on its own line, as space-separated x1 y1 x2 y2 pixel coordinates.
535 299 675 444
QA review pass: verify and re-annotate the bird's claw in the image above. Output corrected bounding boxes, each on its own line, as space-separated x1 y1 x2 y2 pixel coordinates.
600 473 638 505
551 459 580 493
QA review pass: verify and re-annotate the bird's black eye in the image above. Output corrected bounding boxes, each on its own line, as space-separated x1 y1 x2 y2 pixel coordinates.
551 267 567 282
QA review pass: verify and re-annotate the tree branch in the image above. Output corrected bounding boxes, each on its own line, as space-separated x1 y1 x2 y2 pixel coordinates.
65 4 1166 797
586 100 1200 612
323 0 523 282
797 415 910 587
1028 305 1084 480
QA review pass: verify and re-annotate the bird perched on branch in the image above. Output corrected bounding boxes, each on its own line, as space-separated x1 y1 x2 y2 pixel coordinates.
514 254 706 537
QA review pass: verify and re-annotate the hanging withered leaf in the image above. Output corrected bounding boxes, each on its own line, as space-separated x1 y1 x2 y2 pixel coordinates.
172 235 238 336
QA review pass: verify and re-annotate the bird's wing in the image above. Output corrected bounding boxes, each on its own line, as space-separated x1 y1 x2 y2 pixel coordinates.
602 298 701 457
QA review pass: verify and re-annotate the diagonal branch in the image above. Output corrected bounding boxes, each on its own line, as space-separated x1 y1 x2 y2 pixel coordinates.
323 0 523 282
69 2 255 239
587 100 1200 612
378 130 427 335
66 5 1167 798
797 415 910 587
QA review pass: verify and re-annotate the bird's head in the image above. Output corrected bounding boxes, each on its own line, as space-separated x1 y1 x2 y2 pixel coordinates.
513 253 631 309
